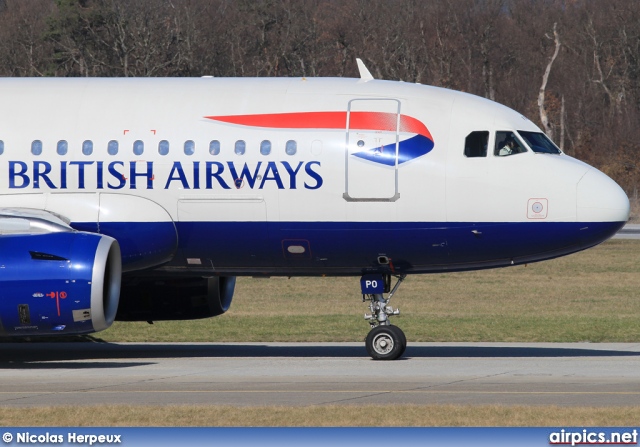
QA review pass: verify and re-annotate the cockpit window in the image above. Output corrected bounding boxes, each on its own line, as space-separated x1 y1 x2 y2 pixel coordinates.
495 131 527 156
464 131 488 158
518 131 562 154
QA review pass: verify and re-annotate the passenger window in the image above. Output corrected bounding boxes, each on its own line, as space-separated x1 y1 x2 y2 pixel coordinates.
0 140 4 155
82 140 93 156
158 140 169 156
464 131 488 158
260 140 271 155
57 140 68 156
31 140 42 156
108 140 119 156
133 140 144 156
234 140 246 155
184 140 195 156
495 131 527 156
209 140 220 155
285 140 297 155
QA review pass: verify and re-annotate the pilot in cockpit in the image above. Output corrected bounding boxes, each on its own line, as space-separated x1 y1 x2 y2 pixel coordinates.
496 133 529 157
498 137 517 156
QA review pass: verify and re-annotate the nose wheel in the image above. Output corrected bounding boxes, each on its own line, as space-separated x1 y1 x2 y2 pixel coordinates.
361 274 407 360
365 324 406 360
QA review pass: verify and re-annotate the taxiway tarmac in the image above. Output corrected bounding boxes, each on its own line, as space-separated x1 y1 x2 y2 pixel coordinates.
613 223 640 239
1 342 640 407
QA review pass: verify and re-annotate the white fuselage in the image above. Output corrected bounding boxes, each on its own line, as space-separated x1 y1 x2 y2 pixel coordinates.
0 77 629 275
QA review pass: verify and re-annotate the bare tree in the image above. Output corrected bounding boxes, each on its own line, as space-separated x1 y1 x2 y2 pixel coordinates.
538 22 561 140
1 0 640 195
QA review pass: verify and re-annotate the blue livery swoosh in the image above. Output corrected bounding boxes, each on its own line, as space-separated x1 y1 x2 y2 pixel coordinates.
352 134 435 166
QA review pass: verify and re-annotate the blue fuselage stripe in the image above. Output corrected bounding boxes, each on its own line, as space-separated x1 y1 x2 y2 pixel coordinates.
74 220 625 275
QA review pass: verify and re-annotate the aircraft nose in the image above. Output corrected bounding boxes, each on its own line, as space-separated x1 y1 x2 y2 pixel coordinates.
577 168 629 223
575 169 629 247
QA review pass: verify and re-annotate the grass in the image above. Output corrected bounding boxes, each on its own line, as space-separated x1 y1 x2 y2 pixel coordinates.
2 405 640 427
99 239 640 343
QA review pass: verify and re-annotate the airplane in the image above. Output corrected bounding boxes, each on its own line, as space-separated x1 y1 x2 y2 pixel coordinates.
0 60 629 360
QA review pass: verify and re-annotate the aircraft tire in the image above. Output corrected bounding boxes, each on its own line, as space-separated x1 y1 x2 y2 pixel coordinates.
365 325 404 360
388 325 407 357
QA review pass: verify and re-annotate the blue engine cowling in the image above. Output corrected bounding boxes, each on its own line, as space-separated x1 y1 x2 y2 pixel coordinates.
0 232 121 336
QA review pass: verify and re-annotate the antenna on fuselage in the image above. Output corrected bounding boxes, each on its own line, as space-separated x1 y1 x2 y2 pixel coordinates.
356 58 374 82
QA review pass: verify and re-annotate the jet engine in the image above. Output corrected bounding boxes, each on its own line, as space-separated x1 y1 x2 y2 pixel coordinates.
116 276 236 321
0 232 121 336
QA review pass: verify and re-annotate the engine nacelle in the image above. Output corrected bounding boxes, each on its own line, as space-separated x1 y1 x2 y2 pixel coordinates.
116 276 236 321
0 232 121 336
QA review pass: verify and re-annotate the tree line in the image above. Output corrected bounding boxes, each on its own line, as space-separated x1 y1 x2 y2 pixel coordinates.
1 0 639 201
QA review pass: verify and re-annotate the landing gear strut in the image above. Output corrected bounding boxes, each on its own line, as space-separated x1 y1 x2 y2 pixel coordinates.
362 274 407 360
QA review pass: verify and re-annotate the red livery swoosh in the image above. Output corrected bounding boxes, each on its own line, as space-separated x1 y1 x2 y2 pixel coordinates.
205 111 433 141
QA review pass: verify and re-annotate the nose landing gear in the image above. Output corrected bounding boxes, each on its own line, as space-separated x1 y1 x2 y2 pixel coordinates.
361 274 407 360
